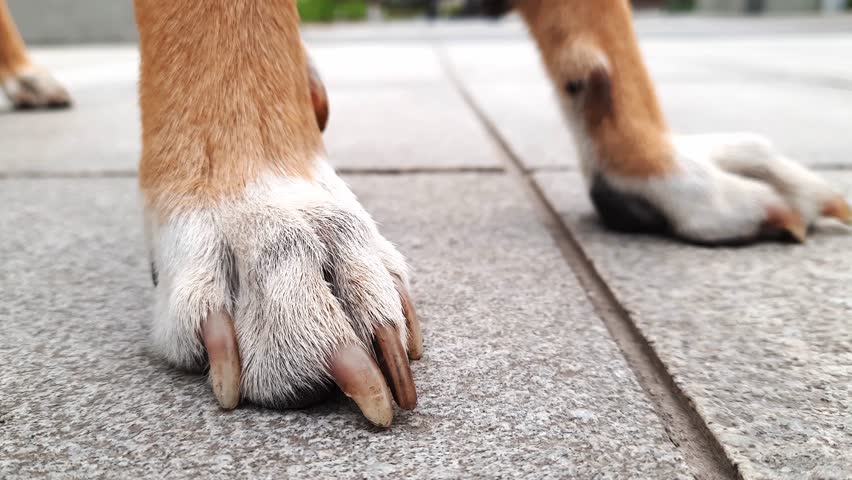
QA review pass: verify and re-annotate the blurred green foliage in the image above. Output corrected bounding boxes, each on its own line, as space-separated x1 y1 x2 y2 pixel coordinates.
664 0 695 11
298 0 368 22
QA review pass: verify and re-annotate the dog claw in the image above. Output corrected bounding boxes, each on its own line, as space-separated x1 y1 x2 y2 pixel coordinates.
767 207 807 243
393 274 423 360
331 345 395 427
786 223 808 243
822 197 852 225
374 324 418 410
202 310 241 410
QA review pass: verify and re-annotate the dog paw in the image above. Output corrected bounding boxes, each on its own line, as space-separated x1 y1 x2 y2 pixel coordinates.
1 65 71 109
145 163 422 426
590 133 850 245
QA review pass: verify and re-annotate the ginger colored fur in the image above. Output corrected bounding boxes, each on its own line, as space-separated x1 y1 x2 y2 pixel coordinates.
135 0 322 216
517 0 673 178
0 0 30 77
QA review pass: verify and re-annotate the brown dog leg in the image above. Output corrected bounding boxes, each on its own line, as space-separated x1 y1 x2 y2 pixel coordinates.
518 0 849 244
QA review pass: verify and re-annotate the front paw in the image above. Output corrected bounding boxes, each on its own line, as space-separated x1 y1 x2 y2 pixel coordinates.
590 133 850 245
1 65 71 109
146 165 422 426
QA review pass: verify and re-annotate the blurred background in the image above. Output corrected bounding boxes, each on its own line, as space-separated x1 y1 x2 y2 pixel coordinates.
5 0 852 43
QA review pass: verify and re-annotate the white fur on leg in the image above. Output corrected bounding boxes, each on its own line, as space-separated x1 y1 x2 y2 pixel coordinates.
147 210 233 370
677 133 846 223
605 139 789 243
145 158 411 408
549 77 845 243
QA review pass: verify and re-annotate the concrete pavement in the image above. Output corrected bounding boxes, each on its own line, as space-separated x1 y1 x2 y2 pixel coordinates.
2 17 851 480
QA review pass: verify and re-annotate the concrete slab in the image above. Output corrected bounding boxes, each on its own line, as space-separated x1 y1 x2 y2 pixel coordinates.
661 82 852 168
8 0 137 44
0 83 140 175
443 40 753 171
534 171 852 480
453 79 852 171
0 46 501 174
0 174 690 479
324 84 503 171
454 82 580 170
0 47 140 174
654 34 852 84
447 42 852 171
308 43 446 88
444 41 731 86
311 43 506 171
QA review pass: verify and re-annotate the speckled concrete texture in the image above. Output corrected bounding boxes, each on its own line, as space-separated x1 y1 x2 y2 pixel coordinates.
535 171 852 480
0 175 689 479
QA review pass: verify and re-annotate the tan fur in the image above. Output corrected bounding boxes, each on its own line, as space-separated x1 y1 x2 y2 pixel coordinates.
0 0 30 77
135 0 322 216
517 0 674 177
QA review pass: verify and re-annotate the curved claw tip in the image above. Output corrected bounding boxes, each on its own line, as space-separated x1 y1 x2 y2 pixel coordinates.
787 222 808 244
374 324 418 411
202 310 241 410
393 275 424 361
767 207 807 243
822 197 852 225
331 345 394 427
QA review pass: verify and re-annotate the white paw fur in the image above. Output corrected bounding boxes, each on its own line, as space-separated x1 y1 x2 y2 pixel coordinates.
568 119 841 242
145 161 410 408
1 64 71 108
605 134 793 243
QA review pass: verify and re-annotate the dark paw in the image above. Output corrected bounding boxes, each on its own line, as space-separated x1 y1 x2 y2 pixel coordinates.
589 174 670 235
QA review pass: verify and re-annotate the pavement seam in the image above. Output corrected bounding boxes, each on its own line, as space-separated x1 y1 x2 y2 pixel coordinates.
437 45 742 480
1 164 849 180
336 166 505 175
0 166 506 180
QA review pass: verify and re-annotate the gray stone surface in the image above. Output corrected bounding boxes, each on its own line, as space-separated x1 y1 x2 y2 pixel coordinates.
0 174 690 479
0 81 140 174
643 35 852 83
446 36 852 170
444 41 729 86
8 0 137 44
661 82 852 167
323 84 503 171
450 82 580 170
309 43 446 88
534 171 852 480
0 46 502 174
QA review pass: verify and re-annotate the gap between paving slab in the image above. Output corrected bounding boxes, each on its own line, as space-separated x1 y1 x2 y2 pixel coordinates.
1 174 691 479
438 46 742 480
533 171 852 480
0 166 506 180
